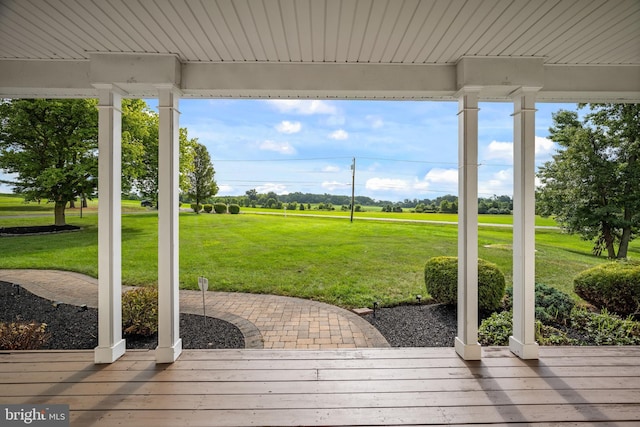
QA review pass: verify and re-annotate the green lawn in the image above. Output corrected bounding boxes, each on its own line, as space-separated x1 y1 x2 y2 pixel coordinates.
0 193 149 216
1 205 636 308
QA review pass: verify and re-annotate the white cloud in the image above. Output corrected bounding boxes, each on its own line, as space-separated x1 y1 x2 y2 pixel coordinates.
366 178 410 192
479 169 513 196
485 141 513 162
258 140 296 155
329 129 348 140
267 99 337 115
322 181 350 191
535 136 555 157
484 136 556 165
275 120 302 134
423 168 458 184
256 183 289 195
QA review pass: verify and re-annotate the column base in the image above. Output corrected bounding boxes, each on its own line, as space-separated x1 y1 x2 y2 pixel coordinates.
455 337 482 360
509 336 539 359
94 339 126 364
156 339 183 364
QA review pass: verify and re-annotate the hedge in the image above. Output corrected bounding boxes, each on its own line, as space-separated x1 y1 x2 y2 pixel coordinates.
574 261 640 316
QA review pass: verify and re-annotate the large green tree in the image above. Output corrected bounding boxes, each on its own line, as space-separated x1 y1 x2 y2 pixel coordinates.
537 104 640 258
186 142 218 212
0 99 98 225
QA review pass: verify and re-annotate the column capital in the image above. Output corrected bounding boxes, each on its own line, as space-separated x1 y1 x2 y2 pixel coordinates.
509 86 542 98
455 86 483 98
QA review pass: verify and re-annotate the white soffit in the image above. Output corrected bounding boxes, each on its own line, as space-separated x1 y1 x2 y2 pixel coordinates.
0 0 638 101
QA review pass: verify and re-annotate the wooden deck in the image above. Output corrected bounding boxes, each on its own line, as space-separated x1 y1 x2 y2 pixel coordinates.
1 347 639 426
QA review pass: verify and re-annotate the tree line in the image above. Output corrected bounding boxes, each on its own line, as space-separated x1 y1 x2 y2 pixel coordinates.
213 190 513 215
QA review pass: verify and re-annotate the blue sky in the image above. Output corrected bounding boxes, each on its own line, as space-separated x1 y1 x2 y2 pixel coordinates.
0 99 576 202
173 99 575 202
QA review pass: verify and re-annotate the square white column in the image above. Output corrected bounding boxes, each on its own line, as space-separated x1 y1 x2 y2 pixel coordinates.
510 88 539 359
94 85 126 364
156 85 182 363
455 88 482 361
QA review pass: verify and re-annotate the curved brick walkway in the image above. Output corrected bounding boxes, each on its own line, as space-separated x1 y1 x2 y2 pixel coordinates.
0 269 389 350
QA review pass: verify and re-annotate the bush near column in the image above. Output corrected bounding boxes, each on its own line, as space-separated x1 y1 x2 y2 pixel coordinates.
503 283 576 325
424 256 505 311
213 203 227 214
573 260 640 317
122 287 158 337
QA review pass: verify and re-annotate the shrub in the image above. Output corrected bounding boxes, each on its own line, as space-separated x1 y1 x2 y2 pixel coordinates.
213 203 227 214
228 204 240 214
122 287 158 337
203 204 213 213
573 261 640 316
424 256 505 311
478 311 511 346
0 322 49 350
190 203 202 213
504 283 575 324
478 311 576 346
570 308 640 345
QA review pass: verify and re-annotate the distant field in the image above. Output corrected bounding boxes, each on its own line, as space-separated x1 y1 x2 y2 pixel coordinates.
241 206 560 227
1 197 635 308
0 193 149 216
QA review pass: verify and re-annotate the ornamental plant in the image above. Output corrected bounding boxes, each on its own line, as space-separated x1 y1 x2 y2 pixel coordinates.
122 287 158 337
424 256 505 311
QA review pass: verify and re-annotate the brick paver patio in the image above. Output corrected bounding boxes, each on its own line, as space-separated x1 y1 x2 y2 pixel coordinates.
0 269 389 350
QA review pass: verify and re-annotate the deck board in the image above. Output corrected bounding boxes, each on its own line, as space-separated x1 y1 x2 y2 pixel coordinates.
1 346 639 426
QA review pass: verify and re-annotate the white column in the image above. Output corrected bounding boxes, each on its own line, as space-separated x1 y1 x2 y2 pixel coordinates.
455 88 482 360
510 88 539 359
94 85 126 364
156 85 182 363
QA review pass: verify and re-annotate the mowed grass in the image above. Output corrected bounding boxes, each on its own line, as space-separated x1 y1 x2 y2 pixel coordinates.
0 193 148 216
2 206 637 308
242 206 560 227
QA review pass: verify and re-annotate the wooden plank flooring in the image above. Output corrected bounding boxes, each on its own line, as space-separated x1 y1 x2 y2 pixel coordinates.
1 347 639 426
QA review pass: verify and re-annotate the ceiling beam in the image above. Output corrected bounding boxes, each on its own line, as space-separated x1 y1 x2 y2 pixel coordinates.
1 57 639 102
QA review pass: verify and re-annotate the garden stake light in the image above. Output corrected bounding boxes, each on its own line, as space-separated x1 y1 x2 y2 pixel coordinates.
373 301 379 318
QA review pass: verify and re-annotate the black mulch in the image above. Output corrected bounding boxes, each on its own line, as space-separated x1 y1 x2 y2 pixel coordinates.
363 303 458 347
0 281 244 350
0 225 81 235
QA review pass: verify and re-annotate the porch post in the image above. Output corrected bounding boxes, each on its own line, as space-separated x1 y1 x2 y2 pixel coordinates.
156 85 183 363
510 88 539 359
94 85 126 364
455 87 482 360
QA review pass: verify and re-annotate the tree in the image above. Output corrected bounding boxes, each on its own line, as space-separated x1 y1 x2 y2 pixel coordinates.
186 143 218 212
537 104 640 258
0 99 98 225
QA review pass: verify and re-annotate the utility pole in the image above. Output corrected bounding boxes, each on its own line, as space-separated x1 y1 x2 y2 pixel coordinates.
350 157 356 223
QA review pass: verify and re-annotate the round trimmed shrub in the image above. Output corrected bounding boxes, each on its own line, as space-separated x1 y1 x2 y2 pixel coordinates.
228 204 240 214
213 203 227 214
424 256 505 311
574 261 640 316
203 204 213 213
190 203 202 213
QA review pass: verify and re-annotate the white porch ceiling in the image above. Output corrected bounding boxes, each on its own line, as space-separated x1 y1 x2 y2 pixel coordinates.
0 0 639 101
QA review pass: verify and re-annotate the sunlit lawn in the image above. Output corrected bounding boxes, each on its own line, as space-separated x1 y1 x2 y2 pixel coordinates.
2 205 635 308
